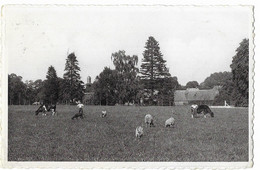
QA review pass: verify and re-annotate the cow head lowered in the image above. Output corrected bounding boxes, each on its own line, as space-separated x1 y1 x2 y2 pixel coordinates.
35 105 46 115
35 104 56 116
196 105 214 118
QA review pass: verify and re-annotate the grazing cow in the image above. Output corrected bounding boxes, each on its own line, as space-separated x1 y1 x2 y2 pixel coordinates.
196 105 214 118
47 104 57 116
35 104 47 115
101 111 107 118
190 104 198 118
144 114 154 127
165 117 175 127
191 104 214 118
135 126 144 138
35 104 57 116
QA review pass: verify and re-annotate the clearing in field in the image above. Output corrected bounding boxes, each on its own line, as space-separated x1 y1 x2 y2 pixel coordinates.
8 105 248 161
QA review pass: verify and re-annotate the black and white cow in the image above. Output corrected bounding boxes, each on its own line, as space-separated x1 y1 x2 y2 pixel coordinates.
35 104 57 116
47 104 57 115
191 104 214 118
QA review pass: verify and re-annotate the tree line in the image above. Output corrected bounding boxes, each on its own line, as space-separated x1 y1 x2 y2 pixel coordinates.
8 53 85 105
180 39 249 107
92 36 179 106
8 37 249 107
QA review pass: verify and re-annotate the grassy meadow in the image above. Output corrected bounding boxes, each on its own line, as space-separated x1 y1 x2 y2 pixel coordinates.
8 105 248 161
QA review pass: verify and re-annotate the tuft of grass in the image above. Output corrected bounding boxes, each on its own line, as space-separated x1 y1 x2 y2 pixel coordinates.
8 105 248 161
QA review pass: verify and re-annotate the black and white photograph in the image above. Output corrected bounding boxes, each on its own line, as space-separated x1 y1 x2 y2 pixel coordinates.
1 4 255 169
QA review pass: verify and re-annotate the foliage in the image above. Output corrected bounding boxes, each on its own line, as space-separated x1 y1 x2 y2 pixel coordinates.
24 80 36 105
93 67 119 105
157 76 179 106
8 74 26 105
33 79 45 102
8 53 85 105
185 81 199 89
213 39 249 107
43 66 59 104
200 72 232 89
63 53 85 103
213 77 234 106
230 39 249 107
140 36 171 104
111 50 139 104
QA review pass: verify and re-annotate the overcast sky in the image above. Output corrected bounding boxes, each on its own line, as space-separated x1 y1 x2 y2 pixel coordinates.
5 5 251 85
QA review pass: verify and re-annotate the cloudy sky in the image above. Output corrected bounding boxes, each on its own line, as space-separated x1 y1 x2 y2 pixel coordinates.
5 5 252 85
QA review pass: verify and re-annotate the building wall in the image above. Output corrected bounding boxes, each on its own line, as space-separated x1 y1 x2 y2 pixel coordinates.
174 101 188 105
174 100 214 106
188 100 214 105
82 93 94 105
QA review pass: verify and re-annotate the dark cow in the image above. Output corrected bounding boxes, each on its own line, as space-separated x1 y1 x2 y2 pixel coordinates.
196 105 214 118
47 104 57 115
35 104 47 115
35 104 56 116
191 104 214 118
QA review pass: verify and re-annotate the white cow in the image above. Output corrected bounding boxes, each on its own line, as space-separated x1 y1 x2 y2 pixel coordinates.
191 104 198 118
144 114 154 127
101 110 107 118
165 117 175 127
135 126 144 138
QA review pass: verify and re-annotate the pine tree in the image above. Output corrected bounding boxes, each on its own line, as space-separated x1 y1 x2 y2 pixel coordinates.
140 36 170 103
63 52 84 103
44 65 59 104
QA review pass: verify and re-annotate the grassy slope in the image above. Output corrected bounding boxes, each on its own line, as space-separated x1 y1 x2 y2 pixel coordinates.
8 105 248 161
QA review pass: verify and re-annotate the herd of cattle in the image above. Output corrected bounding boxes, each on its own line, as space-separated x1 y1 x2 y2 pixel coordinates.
34 103 214 138
135 104 214 138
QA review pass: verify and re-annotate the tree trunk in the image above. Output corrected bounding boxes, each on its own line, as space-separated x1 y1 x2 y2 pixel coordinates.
19 93 21 105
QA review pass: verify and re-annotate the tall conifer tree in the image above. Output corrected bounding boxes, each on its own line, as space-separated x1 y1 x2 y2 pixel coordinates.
140 36 170 103
63 52 84 102
44 65 59 104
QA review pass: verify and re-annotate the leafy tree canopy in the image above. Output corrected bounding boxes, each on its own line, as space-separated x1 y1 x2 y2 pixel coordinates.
111 50 139 104
185 81 199 89
230 38 249 106
200 71 232 89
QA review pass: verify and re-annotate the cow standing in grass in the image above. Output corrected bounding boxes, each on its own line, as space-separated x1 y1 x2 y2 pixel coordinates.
144 114 154 127
191 104 214 118
47 104 57 115
190 104 198 118
35 104 56 116
135 126 144 138
101 111 107 118
35 104 47 115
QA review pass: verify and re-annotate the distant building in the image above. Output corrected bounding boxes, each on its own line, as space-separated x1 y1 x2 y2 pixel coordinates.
85 76 93 92
83 76 94 105
82 92 94 105
174 86 220 105
87 76 91 84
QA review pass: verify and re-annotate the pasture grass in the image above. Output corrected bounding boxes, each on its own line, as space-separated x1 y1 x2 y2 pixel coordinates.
8 105 248 161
